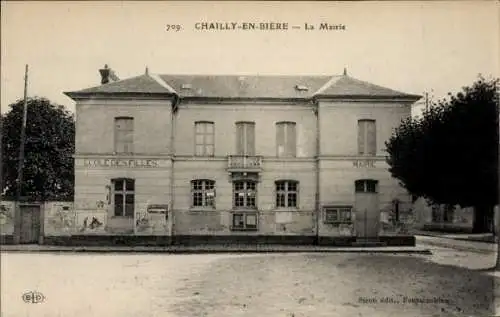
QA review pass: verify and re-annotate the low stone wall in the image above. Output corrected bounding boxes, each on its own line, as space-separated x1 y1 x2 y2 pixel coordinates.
41 234 415 247
0 201 15 237
2 199 415 247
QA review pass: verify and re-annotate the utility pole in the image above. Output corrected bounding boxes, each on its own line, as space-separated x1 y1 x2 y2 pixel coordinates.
13 65 29 244
0 108 3 199
425 92 429 112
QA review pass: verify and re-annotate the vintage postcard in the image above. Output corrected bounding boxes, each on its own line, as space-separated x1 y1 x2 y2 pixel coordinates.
1 1 499 316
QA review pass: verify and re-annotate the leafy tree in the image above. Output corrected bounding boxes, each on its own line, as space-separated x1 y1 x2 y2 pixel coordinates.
1 97 74 201
386 76 499 233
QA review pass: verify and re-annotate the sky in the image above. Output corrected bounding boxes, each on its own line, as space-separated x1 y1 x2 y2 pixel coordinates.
1 1 498 116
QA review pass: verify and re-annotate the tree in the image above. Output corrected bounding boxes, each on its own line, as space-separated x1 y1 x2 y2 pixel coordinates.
1 97 75 201
385 76 499 233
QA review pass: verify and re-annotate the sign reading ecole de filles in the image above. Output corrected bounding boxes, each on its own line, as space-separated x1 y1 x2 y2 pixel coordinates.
83 158 160 168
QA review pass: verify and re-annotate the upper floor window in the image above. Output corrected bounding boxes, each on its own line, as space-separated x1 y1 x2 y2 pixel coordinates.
275 180 298 208
358 119 376 155
114 117 134 153
355 179 378 193
112 178 135 217
236 121 255 155
233 180 257 208
276 122 296 157
195 121 214 156
191 179 216 208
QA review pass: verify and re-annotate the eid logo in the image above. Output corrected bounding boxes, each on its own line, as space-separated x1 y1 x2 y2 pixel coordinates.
22 291 45 304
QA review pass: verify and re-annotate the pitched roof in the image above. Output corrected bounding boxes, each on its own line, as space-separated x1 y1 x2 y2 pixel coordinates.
158 75 332 98
65 74 174 96
315 75 420 98
65 73 421 100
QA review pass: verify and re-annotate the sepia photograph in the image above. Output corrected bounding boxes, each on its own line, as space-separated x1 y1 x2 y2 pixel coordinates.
1 1 499 316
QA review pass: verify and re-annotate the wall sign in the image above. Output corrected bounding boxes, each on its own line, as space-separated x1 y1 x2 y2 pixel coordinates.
147 204 168 214
352 160 375 168
84 159 160 168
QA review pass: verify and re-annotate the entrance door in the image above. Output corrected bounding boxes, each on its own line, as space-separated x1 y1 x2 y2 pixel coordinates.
354 180 380 239
20 205 41 244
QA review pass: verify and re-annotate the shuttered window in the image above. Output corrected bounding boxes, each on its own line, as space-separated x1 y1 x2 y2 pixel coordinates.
194 121 215 156
358 119 376 155
114 117 134 153
236 122 255 155
276 122 296 157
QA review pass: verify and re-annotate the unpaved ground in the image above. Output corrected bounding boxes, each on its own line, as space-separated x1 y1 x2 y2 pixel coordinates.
1 250 498 317
170 253 496 317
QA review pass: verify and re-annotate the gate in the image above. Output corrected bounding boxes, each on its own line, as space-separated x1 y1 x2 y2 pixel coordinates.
19 205 41 244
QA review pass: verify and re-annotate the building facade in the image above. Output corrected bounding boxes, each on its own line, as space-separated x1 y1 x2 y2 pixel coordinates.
62 66 421 245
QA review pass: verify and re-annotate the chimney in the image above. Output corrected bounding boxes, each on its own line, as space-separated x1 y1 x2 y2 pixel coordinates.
99 64 120 84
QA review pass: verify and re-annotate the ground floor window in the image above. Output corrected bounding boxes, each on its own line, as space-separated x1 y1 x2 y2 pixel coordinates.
355 179 378 193
231 212 258 230
443 205 455 223
191 179 216 208
275 180 298 208
431 205 440 222
323 206 353 224
112 178 135 217
233 180 257 208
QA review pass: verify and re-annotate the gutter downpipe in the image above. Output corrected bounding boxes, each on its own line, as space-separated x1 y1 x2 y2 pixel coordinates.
314 99 321 245
169 94 180 245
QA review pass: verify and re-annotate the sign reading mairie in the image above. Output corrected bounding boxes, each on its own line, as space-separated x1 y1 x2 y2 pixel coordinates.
352 159 376 168
84 158 160 168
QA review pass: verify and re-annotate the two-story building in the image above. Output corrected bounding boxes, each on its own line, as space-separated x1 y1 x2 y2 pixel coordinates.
61 65 421 246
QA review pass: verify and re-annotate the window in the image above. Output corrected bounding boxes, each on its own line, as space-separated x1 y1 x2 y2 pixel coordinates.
232 212 258 231
324 206 353 224
236 122 255 155
276 122 296 157
194 121 214 156
191 179 216 208
275 180 298 208
443 205 454 223
114 117 134 153
358 119 376 155
112 178 135 217
431 205 441 222
233 180 257 208
355 179 378 193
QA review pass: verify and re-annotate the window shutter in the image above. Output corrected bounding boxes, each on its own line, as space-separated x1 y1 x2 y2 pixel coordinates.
195 122 204 134
246 123 255 155
114 118 134 153
236 123 244 155
287 123 296 157
367 120 376 155
357 121 366 155
276 123 285 156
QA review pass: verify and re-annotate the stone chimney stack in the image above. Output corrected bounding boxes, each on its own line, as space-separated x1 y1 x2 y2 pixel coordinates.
99 64 120 85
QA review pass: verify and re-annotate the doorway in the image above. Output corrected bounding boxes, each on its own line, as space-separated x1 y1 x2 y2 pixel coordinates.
354 179 380 238
19 205 41 244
